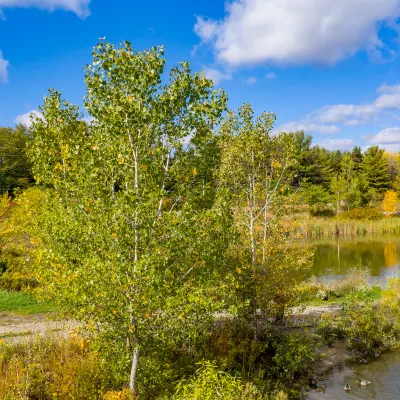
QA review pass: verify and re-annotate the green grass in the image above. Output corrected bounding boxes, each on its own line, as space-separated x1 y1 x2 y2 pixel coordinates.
0 291 57 314
304 286 382 306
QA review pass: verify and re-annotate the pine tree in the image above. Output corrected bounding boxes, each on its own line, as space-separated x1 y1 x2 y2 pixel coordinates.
362 146 391 193
351 146 363 172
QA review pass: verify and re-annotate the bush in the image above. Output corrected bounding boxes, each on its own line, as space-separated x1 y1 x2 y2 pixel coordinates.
316 303 400 356
380 277 400 312
336 208 382 221
0 335 115 399
0 271 38 291
172 361 270 400
272 333 316 382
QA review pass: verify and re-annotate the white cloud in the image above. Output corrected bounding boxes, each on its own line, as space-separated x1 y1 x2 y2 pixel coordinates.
366 127 400 153
0 50 9 83
246 77 257 85
366 127 400 152
266 72 277 79
277 121 340 134
15 110 43 127
276 84 400 134
317 138 355 151
202 67 232 85
0 0 91 18
194 0 400 67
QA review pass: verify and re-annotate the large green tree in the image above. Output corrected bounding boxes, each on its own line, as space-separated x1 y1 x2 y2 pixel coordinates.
362 146 391 194
29 40 228 393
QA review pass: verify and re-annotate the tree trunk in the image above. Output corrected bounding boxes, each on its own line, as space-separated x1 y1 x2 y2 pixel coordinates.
249 151 258 341
129 345 140 392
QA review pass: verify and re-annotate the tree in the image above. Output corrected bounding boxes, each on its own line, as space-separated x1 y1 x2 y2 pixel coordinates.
28 40 228 393
362 146 391 194
218 104 311 339
330 174 347 215
0 125 33 195
383 190 397 213
289 131 323 186
301 182 331 215
351 146 363 172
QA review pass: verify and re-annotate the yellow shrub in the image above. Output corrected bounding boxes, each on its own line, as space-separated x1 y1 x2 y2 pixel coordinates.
103 388 135 400
0 335 112 399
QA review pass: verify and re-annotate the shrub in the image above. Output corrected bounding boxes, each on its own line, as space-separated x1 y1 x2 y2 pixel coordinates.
172 361 267 400
316 303 400 356
0 335 114 399
272 333 316 382
0 271 38 291
336 208 382 221
380 277 400 312
103 388 135 400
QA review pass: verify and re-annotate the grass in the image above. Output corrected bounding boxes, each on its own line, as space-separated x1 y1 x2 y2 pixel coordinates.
298 267 382 306
0 330 32 339
297 216 400 237
304 286 382 306
0 291 57 314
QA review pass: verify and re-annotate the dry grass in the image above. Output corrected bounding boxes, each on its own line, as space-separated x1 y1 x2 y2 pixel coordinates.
297 216 400 237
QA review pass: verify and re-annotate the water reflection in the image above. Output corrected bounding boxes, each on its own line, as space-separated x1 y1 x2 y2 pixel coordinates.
308 352 400 399
302 237 400 280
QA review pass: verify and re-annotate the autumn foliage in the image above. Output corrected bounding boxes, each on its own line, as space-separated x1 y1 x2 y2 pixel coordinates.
383 190 398 213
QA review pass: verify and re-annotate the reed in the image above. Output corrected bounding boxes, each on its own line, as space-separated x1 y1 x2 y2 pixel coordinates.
298 216 400 238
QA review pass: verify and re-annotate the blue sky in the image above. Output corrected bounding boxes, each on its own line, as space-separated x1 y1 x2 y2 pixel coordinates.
1 0 400 151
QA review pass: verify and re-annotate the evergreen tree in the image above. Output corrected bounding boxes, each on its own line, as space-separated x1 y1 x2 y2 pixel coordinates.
289 131 324 186
351 146 363 172
362 146 391 193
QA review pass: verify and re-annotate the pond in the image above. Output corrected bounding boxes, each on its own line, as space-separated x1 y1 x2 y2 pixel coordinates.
307 352 400 399
303 236 400 399
303 237 400 281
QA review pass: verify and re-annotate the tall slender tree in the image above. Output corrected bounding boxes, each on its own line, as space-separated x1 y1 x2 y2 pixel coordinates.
28 40 228 392
219 104 311 338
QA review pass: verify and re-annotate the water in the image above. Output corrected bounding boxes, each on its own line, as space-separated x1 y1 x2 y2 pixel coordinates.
303 236 400 399
308 352 400 399
303 237 400 281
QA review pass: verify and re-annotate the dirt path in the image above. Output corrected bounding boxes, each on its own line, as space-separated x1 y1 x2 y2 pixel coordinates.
0 313 78 342
0 304 342 343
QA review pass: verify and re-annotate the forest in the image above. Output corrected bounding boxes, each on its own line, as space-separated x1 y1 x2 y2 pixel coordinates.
0 41 400 399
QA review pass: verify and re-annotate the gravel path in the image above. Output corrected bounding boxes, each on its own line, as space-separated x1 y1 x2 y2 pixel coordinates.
0 313 79 342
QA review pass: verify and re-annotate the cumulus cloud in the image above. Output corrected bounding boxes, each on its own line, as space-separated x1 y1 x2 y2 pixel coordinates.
276 84 400 134
277 121 340 135
194 0 400 67
15 110 43 127
317 138 355 151
366 127 400 151
202 67 232 85
0 0 91 18
0 50 9 83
